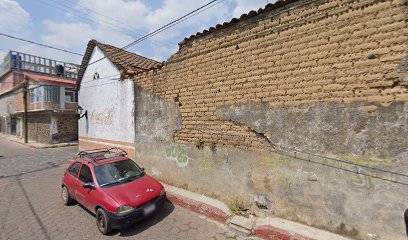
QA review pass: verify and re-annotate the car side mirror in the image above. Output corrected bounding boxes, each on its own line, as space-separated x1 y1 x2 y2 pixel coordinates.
83 182 95 189
141 167 145 172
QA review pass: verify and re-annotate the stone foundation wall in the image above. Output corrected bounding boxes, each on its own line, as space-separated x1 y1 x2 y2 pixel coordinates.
27 114 51 143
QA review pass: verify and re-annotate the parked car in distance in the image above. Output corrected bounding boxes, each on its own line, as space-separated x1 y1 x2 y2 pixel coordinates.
61 148 166 234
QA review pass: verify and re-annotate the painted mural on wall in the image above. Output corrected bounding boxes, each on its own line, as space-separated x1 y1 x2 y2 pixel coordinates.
165 145 189 167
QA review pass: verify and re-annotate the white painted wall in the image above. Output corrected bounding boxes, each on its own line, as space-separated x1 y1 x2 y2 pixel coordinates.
78 46 135 145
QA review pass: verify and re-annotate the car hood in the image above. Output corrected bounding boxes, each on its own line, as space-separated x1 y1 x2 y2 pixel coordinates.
102 175 163 207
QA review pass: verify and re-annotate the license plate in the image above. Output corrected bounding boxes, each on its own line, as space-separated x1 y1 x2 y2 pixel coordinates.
143 204 156 216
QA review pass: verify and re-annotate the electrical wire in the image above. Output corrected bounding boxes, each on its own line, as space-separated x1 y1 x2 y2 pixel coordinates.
86 0 222 67
196 126 408 186
57 0 176 48
0 33 83 56
79 79 120 89
36 0 175 49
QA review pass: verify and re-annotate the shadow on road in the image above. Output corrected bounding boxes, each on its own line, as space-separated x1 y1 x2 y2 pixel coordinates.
116 200 175 237
75 199 175 237
16 176 51 240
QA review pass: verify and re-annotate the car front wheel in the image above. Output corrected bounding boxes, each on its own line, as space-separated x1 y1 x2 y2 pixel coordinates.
61 186 74 206
96 208 112 235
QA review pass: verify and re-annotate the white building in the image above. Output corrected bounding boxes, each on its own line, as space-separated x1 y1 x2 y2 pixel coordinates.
77 40 161 158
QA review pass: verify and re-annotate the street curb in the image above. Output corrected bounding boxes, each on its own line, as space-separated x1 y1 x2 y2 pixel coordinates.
163 183 231 223
10 139 37 149
10 139 78 149
253 225 308 240
253 218 352 240
163 184 352 240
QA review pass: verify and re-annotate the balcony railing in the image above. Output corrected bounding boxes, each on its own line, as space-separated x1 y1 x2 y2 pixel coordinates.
0 51 79 80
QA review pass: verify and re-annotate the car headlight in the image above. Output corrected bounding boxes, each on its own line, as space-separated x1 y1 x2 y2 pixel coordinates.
160 188 166 196
117 205 133 214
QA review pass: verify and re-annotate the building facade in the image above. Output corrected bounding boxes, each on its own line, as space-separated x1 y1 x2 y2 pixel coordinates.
0 51 79 143
132 0 407 239
77 0 408 239
77 40 161 159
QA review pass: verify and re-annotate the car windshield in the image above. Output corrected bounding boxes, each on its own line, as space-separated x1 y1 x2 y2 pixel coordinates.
94 159 144 187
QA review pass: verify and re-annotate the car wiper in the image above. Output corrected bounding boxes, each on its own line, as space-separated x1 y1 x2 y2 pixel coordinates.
99 180 123 187
126 172 144 181
124 174 144 181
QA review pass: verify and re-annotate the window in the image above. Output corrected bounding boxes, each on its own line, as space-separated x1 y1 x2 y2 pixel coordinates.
94 159 144 187
65 88 78 103
79 165 93 183
68 162 81 177
30 87 43 103
30 85 60 103
93 72 100 80
43 85 60 102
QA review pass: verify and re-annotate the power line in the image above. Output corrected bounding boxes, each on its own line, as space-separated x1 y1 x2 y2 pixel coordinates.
122 0 222 50
0 33 83 56
60 0 175 48
87 0 222 67
120 0 226 51
36 0 174 49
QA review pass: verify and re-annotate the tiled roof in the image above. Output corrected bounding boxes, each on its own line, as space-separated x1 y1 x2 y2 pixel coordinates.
24 72 77 86
77 40 162 83
179 0 297 46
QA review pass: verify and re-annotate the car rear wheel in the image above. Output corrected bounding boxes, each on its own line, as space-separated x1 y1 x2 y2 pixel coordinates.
96 208 112 235
62 186 74 206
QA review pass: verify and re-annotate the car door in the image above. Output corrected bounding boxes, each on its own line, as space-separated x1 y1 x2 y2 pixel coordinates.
64 162 81 199
76 164 96 211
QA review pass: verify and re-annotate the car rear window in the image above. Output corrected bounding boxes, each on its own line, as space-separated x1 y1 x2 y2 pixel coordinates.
68 162 81 177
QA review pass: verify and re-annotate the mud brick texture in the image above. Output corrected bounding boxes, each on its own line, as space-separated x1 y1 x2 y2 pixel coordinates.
134 0 408 150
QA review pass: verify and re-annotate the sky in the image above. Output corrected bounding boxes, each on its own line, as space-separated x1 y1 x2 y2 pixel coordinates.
0 0 270 65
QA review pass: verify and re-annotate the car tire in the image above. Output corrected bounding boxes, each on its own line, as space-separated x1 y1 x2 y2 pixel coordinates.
96 208 112 235
62 186 74 206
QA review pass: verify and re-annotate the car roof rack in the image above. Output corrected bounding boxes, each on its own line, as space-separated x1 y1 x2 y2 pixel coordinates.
77 148 128 162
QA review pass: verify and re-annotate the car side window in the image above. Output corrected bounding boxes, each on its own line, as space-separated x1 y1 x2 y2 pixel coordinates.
79 165 93 183
68 162 81 177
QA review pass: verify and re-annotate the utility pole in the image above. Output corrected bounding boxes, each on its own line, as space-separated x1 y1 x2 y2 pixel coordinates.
23 79 28 143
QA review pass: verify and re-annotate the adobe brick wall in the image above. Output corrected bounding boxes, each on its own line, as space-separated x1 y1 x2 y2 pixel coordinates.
135 0 408 150
132 0 408 239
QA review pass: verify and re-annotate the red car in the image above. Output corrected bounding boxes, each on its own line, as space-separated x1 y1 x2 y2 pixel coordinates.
61 148 166 234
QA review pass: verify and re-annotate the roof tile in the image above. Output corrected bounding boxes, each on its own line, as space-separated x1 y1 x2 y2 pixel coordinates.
77 40 162 85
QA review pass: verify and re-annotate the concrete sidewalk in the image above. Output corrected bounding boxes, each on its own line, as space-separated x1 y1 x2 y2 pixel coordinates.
164 183 353 240
7 134 78 149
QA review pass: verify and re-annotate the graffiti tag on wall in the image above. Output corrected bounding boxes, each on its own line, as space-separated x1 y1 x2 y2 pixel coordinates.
341 149 396 189
197 151 212 172
91 108 114 125
165 145 189 167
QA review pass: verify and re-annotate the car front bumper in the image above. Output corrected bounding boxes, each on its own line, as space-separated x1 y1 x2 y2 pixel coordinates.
106 194 166 229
